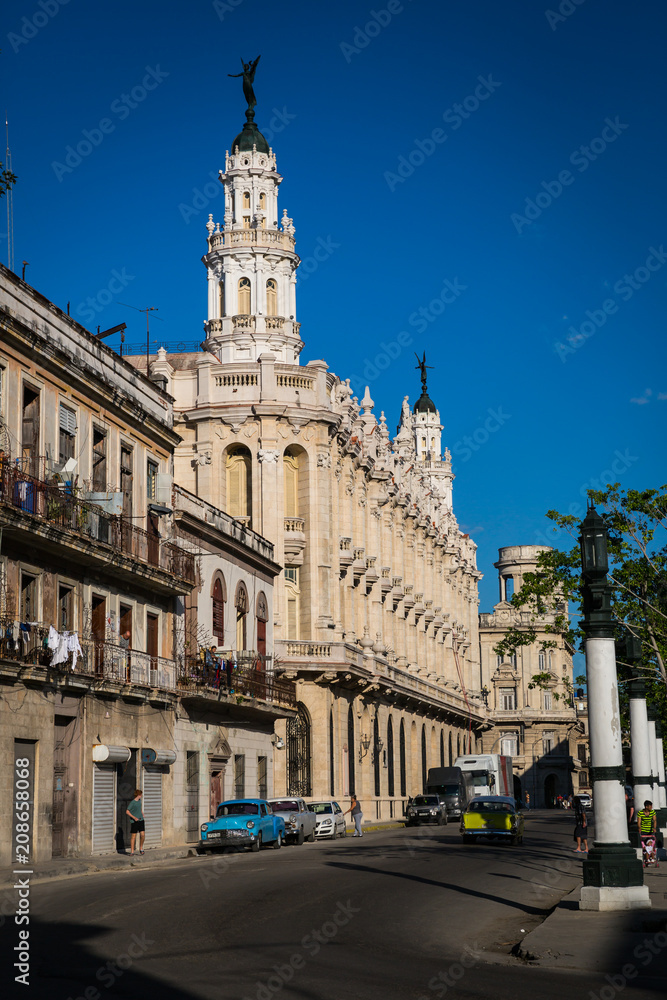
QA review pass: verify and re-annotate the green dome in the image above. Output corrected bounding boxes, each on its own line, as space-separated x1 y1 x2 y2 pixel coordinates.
231 118 269 154
413 391 437 414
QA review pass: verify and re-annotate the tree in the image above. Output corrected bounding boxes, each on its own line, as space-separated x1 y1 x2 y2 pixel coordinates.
0 163 15 199
494 484 667 721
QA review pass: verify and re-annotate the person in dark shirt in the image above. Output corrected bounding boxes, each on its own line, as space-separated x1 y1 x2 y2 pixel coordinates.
126 789 145 855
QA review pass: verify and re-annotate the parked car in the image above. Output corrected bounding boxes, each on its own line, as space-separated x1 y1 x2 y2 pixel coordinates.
405 794 448 826
307 800 347 839
199 799 285 853
460 795 524 845
576 792 592 810
268 797 317 845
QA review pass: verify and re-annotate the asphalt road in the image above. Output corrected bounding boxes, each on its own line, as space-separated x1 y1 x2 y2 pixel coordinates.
1 811 664 1000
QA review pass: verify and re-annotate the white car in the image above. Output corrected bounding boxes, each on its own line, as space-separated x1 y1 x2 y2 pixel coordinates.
308 800 346 839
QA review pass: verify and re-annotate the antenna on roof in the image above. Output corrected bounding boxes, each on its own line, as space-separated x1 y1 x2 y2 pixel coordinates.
5 116 14 273
117 303 163 375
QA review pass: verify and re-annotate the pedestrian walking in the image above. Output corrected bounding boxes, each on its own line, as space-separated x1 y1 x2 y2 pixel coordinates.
572 795 588 853
126 789 145 855
637 800 656 837
344 794 363 837
524 792 530 810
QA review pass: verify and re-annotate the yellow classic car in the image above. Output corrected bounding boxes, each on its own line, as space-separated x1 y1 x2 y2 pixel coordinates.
460 795 524 845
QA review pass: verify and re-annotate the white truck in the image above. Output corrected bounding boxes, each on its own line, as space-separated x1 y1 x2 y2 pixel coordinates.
454 754 514 799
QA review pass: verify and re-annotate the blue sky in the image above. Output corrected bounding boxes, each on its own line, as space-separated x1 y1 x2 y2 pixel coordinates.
2 0 666 613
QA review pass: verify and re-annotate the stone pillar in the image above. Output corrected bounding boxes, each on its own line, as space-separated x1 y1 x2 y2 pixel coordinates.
628 672 653 847
655 722 667 828
647 713 659 808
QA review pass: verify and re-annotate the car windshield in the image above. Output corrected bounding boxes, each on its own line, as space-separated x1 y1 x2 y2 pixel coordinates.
309 802 333 814
216 802 259 817
270 801 299 813
414 796 438 806
469 800 513 813
441 785 459 795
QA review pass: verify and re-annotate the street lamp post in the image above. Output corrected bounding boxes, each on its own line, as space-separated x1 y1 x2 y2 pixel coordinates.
578 505 650 911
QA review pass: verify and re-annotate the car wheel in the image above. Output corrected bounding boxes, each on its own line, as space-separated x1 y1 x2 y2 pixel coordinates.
251 833 261 853
296 827 305 846
307 829 315 843
341 825 347 838
273 831 282 850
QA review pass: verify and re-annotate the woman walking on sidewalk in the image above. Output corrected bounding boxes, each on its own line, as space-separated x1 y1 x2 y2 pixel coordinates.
573 795 588 853
344 795 363 837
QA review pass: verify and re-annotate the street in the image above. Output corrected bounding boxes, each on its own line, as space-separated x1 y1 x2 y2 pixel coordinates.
1 810 665 1000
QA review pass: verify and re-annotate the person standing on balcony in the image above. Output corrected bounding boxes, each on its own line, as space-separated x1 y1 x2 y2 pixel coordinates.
126 789 145 855
118 631 131 681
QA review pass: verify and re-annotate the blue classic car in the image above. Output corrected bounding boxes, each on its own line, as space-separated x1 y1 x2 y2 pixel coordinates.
199 799 285 852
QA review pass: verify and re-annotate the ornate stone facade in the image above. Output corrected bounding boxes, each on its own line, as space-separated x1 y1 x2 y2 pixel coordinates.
149 112 486 817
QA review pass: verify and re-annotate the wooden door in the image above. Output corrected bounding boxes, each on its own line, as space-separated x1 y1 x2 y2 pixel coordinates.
21 386 40 477
147 511 159 566
146 612 158 681
91 595 106 675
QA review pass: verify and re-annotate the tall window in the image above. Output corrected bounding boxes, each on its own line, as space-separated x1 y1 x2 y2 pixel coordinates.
283 450 299 517
22 385 40 476
59 403 76 466
21 574 38 621
238 277 251 313
543 731 555 754
538 651 546 671
147 460 158 500
259 192 266 210
235 582 248 651
347 706 355 796
440 730 445 768
243 191 250 208
374 715 381 797
500 732 518 755
543 692 553 711
399 719 406 797
257 756 268 799
219 279 225 317
234 754 245 798
92 428 107 491
266 279 277 317
421 726 427 791
243 216 251 230
499 687 516 711
387 717 395 797
448 732 453 766
329 710 335 797
58 585 73 630
284 567 300 640
212 576 226 645
226 446 252 524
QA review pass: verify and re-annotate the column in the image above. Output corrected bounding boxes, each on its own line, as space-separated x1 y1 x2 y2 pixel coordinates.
628 672 653 847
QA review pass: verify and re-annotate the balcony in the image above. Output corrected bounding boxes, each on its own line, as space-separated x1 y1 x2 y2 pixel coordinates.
208 228 296 254
284 516 306 565
0 465 195 593
178 651 296 710
0 624 178 691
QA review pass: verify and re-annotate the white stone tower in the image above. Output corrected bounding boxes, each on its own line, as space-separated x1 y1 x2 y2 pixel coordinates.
395 355 454 511
202 106 302 364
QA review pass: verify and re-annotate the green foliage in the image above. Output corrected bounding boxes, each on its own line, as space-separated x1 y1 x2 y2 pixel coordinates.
0 163 16 199
493 483 667 725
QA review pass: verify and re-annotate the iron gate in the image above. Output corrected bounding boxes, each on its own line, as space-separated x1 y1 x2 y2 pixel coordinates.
287 705 312 797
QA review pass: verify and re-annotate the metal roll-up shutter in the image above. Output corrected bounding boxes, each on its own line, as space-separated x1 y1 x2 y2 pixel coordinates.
92 764 115 854
142 768 162 848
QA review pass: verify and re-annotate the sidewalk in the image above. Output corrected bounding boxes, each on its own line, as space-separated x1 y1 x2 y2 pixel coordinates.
0 818 406 890
512 866 667 976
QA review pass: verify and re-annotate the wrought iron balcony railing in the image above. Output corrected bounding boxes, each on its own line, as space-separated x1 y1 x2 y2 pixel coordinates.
179 651 296 708
0 464 195 585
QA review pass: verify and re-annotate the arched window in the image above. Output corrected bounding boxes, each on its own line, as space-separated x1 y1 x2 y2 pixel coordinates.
238 277 251 314
448 731 453 766
387 717 395 797
259 192 266 210
421 726 427 791
256 591 268 658
373 715 381 797
283 450 299 517
235 581 248 651
243 191 250 208
347 705 355 796
399 719 406 797
266 278 277 317
218 279 225 317
440 730 445 768
287 703 312 796
226 445 252 525
329 709 335 797
212 575 226 645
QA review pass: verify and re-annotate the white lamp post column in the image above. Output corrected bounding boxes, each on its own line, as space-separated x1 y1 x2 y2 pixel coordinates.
578 505 650 911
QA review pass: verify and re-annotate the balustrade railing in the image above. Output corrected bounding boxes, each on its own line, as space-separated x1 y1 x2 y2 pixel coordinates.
179 652 296 708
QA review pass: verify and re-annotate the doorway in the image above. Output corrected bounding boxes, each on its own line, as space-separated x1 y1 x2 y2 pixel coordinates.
21 385 40 478
91 594 106 676
544 773 557 808
115 751 137 853
52 717 78 857
146 612 158 684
